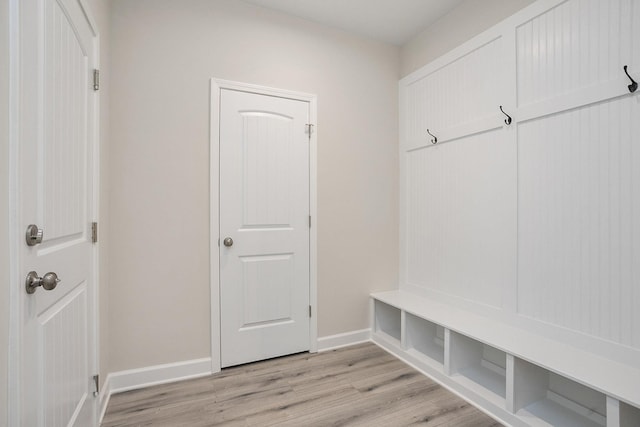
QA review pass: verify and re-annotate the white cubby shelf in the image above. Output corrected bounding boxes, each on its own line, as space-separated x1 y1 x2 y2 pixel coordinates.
370 290 640 427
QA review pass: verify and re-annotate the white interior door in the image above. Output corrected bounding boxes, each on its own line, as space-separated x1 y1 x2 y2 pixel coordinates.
17 0 97 425
220 89 310 368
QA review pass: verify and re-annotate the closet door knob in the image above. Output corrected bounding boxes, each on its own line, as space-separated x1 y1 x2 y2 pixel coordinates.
223 237 234 247
25 271 61 294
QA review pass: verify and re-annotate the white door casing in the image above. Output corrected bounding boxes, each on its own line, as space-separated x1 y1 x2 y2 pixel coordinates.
11 0 99 425
210 80 318 371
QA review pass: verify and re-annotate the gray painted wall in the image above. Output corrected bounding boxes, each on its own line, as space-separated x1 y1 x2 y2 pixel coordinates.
109 0 399 372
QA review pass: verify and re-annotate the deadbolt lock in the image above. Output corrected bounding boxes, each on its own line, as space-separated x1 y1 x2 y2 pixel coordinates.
25 224 44 246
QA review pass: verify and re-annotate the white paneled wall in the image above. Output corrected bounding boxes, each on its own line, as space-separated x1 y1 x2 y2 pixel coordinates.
400 0 640 357
406 36 504 144
634 0 640 67
516 0 633 107
394 0 640 424
518 96 640 348
406 129 515 309
513 0 640 350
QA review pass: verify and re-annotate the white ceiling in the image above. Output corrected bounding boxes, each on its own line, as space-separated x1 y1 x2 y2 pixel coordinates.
241 0 465 46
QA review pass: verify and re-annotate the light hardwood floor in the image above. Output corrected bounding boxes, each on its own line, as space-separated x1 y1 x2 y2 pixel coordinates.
102 343 503 426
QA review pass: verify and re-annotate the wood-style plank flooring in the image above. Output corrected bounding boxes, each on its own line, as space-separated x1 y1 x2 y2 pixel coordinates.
102 343 502 426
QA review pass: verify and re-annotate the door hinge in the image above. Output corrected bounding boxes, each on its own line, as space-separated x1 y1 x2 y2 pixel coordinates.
91 222 98 243
92 374 99 397
309 305 312 318
305 124 314 136
309 215 311 228
93 69 100 91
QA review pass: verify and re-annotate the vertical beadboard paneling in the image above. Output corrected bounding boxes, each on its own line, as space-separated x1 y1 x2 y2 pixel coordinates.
241 113 292 227
516 0 632 107
42 0 88 241
633 0 640 68
41 285 89 426
406 129 516 309
518 96 640 349
405 37 503 142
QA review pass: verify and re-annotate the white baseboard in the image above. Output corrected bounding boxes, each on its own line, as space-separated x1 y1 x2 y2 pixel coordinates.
98 334 368 422
107 357 213 395
98 375 111 424
317 328 371 352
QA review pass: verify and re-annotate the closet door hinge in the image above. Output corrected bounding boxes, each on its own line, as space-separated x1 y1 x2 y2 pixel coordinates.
309 215 311 228
93 69 100 91
92 374 99 397
305 124 314 137
91 222 98 243
309 305 312 318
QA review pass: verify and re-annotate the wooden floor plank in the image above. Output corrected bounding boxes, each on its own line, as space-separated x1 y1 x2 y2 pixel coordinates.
102 343 503 426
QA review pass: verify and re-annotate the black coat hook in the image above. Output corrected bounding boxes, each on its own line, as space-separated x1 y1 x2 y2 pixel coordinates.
427 129 437 144
624 65 638 93
499 106 512 125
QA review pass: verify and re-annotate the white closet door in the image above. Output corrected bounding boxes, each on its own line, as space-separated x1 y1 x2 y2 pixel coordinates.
219 89 310 368
18 0 98 425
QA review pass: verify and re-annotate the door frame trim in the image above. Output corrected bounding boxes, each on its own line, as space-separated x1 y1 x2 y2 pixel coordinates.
8 0 101 423
209 79 318 373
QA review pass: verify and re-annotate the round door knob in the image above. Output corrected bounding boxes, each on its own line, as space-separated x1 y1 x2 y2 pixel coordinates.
25 271 61 294
223 237 234 247
42 272 60 290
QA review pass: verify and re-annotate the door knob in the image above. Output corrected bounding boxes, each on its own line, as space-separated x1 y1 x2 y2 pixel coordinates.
223 237 234 247
25 224 44 246
25 271 60 294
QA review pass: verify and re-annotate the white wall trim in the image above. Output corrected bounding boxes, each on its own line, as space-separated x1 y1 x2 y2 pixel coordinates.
317 329 371 352
98 374 111 424
77 0 99 37
209 78 319 372
209 79 222 375
107 358 212 395
7 0 21 423
210 79 317 102
308 94 318 354
97 331 367 422
399 0 564 86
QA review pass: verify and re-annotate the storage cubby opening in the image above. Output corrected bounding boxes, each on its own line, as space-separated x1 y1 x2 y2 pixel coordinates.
405 313 444 365
514 358 606 427
374 300 401 343
449 332 506 400
620 401 640 427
